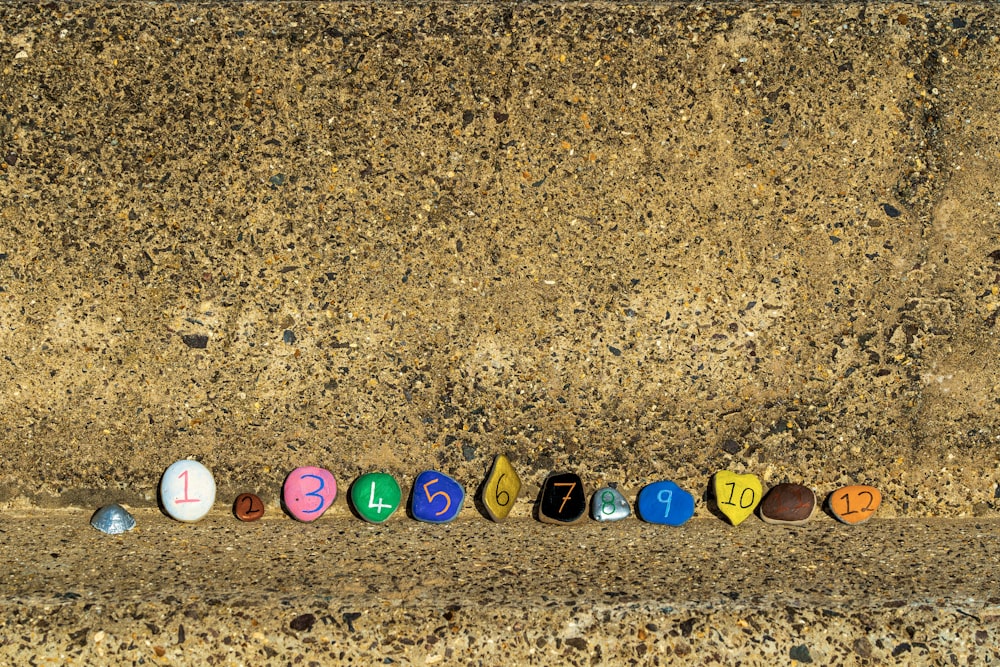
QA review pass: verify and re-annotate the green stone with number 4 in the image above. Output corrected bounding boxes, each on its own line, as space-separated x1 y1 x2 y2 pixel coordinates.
350 473 402 523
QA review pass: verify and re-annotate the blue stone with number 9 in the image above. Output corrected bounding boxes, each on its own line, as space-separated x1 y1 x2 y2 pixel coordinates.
636 480 695 526
411 470 464 523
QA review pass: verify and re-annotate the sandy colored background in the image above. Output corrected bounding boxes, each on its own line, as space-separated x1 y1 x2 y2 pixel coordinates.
4 3 1000 665
1 2 1000 518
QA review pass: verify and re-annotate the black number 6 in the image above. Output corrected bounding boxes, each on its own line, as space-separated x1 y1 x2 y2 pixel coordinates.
495 473 510 506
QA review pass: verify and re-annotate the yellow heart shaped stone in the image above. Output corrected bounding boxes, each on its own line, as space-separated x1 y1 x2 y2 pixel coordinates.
712 471 763 526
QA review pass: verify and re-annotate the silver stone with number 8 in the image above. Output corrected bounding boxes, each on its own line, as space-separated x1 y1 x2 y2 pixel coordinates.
591 486 631 521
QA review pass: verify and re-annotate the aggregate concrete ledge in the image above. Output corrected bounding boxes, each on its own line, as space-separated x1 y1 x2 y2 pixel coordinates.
2 511 999 665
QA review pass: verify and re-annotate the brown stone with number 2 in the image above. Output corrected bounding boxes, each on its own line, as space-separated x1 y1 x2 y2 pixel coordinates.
233 493 265 521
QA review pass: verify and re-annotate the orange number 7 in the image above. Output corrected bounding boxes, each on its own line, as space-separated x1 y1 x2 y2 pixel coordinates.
553 482 577 513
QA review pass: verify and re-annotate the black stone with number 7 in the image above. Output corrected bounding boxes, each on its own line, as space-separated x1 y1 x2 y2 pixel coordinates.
538 472 587 524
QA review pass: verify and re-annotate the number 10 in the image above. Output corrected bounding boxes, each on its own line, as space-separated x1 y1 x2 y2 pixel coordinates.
722 482 756 509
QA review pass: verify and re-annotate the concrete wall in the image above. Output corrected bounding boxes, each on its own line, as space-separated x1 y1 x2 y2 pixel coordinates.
2 2 999 515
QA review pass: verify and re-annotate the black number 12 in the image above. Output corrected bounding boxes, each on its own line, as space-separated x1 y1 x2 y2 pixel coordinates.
840 491 875 516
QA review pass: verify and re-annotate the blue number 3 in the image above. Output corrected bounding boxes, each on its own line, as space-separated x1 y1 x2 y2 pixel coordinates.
301 474 326 513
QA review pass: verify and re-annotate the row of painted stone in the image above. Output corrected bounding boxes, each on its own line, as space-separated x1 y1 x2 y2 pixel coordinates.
90 456 881 534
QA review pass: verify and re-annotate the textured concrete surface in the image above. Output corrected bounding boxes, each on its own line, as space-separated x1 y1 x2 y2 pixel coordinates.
2 512 999 665
3 1 1000 663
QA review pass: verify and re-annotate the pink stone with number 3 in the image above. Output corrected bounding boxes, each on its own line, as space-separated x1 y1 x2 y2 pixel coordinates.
160 459 216 523
283 466 338 522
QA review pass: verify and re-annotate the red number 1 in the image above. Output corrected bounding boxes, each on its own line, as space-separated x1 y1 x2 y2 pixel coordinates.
176 469 200 503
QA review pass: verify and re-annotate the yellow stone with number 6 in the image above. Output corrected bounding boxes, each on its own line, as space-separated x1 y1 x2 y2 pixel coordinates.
712 471 763 526
481 454 521 521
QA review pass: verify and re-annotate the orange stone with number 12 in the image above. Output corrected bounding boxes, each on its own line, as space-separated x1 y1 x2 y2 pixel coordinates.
481 454 521 522
827 485 881 525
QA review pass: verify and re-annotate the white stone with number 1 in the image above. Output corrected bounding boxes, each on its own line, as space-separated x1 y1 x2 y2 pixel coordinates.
160 459 216 522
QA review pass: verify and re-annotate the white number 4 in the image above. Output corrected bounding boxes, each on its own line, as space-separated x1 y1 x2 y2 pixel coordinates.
369 481 391 514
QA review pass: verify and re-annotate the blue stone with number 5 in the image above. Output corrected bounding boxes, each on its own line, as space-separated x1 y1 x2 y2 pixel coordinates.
411 470 464 523
636 480 695 526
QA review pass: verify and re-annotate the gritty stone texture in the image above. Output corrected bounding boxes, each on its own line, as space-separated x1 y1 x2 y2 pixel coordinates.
6 3 1000 663
2 511 999 665
1 1 1000 520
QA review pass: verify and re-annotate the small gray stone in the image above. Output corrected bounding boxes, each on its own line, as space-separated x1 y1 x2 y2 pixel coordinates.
720 439 742 455
591 486 631 521
789 644 813 663
90 503 136 535
180 333 208 349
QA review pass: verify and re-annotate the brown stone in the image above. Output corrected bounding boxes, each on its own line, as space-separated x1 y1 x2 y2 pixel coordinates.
233 493 265 522
759 484 816 526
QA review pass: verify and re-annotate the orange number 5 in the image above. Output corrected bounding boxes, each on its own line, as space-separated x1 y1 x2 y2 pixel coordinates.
423 478 452 516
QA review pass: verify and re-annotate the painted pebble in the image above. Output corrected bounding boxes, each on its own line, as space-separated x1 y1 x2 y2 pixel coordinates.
480 454 521 522
283 466 338 522
412 470 465 523
350 472 402 523
90 503 136 535
233 493 265 522
538 472 587 525
759 483 816 526
636 480 695 526
827 485 881 525
160 459 216 522
591 486 631 522
712 471 763 526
